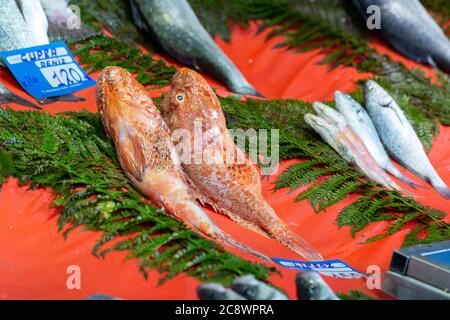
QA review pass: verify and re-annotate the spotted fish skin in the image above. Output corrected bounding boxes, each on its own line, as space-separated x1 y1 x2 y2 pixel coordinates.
96 66 270 262
130 0 261 96
352 0 450 73
364 80 450 199
162 68 322 261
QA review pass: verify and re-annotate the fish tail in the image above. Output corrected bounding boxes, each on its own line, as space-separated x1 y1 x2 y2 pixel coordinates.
270 225 323 261
179 201 271 262
229 84 264 98
432 50 450 74
0 90 41 110
214 230 272 263
385 163 424 189
430 179 450 199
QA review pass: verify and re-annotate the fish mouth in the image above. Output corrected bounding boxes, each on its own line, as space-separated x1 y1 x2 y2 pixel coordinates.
312 102 347 129
304 113 338 134
364 80 392 106
364 80 381 95
335 91 361 113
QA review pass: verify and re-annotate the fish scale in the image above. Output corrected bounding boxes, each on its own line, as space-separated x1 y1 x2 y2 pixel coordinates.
96 66 271 263
130 0 261 96
334 91 421 189
364 80 450 199
0 0 36 53
352 0 450 73
162 68 323 261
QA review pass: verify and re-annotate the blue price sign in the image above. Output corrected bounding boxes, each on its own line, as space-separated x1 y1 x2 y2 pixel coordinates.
272 257 366 279
0 42 95 99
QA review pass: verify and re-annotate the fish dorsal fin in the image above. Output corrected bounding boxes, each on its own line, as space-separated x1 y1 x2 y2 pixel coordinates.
116 129 146 182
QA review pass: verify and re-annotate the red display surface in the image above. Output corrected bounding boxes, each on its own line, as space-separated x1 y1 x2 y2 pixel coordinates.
0 22 449 300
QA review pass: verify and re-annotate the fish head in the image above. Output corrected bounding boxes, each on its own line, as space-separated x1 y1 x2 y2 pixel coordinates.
304 113 351 160
312 102 347 131
97 66 160 140
304 113 340 146
334 91 370 125
363 80 397 114
161 68 227 133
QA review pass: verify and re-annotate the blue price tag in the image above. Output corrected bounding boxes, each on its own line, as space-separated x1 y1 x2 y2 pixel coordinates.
272 257 366 279
0 42 95 99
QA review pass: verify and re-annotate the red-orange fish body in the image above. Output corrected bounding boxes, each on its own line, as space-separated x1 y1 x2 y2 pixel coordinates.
96 66 270 262
162 68 322 261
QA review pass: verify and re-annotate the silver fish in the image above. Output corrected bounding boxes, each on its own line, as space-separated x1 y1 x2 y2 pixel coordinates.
197 283 246 300
231 275 289 300
16 0 49 45
364 80 450 199
296 271 340 300
129 0 261 96
352 0 450 73
0 0 36 54
0 81 41 109
306 103 404 192
335 91 421 188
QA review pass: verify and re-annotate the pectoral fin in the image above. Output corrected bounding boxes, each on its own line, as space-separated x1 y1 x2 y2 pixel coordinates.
117 131 146 182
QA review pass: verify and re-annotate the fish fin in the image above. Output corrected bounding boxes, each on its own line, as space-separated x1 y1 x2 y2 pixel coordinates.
185 175 270 238
229 85 264 98
219 207 272 239
271 226 323 261
214 230 272 263
37 94 85 105
185 175 214 207
431 183 450 199
385 164 425 189
47 21 97 43
0 90 41 110
116 133 146 182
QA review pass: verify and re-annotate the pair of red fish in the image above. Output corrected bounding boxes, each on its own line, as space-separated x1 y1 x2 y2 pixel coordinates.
96 66 322 263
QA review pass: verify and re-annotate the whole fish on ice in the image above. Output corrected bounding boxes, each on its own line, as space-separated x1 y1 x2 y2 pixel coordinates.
130 0 261 96
334 91 421 188
96 66 270 262
352 0 450 73
162 68 322 261
364 80 450 199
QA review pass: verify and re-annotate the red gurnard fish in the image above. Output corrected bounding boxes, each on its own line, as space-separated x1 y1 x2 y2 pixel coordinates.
96 66 270 262
161 68 323 261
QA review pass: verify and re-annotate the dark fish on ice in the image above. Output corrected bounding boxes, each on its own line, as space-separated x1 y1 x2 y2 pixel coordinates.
352 0 450 73
130 0 261 96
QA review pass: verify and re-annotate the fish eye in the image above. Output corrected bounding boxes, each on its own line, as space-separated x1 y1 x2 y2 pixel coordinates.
176 94 185 102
